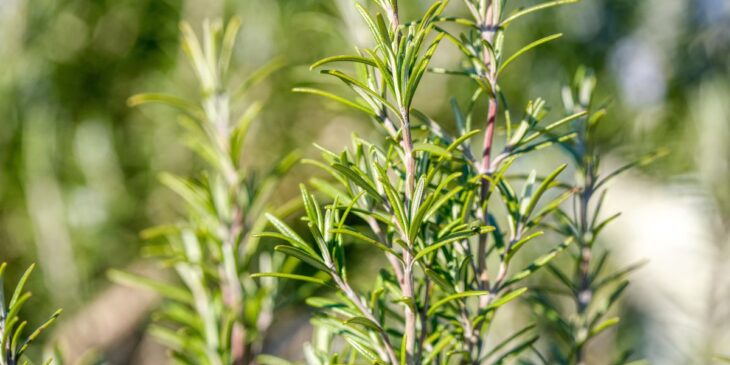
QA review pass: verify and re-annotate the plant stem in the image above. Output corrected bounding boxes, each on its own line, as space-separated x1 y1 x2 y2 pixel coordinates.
223 205 246 365
402 109 416 204
477 96 497 299
386 0 400 34
575 173 593 365
206 89 248 364
387 0 418 358
473 1 499 361
476 0 498 303
401 114 418 363
573 108 594 365
402 260 417 364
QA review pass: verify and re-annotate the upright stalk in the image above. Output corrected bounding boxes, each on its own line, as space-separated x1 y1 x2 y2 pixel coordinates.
476 0 498 305
472 2 500 361
400 108 418 365
573 109 594 365
402 109 416 203
118 19 296 364
204 90 247 364
387 2 419 361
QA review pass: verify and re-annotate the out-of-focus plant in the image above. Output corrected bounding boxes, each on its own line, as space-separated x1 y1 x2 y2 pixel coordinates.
529 68 664 364
108 18 299 365
259 0 586 363
0 263 61 365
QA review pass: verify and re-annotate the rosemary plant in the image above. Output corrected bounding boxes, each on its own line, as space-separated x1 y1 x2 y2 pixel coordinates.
529 69 663 364
110 18 298 365
260 0 587 363
0 263 61 365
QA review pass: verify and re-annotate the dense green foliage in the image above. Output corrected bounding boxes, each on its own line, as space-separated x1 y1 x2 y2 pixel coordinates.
259 0 636 364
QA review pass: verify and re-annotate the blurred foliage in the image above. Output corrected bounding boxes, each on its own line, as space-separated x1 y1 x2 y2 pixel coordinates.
0 0 183 306
111 17 306 364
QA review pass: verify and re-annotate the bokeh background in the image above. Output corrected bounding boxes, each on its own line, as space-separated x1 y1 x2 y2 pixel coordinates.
1 0 729 363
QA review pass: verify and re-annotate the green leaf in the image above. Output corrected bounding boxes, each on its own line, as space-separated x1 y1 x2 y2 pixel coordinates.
107 269 193 304
127 93 203 119
264 213 318 255
310 55 377 69
5 294 29 326
354 3 388 53
589 317 620 338
406 32 446 107
373 164 409 234
275 245 331 273
490 336 539 364
256 355 297 365
344 334 380 362
413 142 451 158
320 69 399 116
427 291 490 316
11 321 27 358
237 58 287 95
414 226 493 262
344 316 382 331
594 260 647 289
424 268 455 293
486 287 528 310
446 129 481 153
423 185 464 223
417 1 447 33
410 177 427 223
519 110 588 145
158 173 209 213
500 0 579 27
595 147 669 190
9 264 34 309
412 173 462 236
218 16 241 77
498 34 563 76
332 163 383 203
592 281 629 325
422 333 455 364
331 228 401 258
484 324 537 359
0 262 6 317
521 164 567 222
501 237 573 288
251 272 331 287
17 309 63 357
506 231 544 262
180 21 214 91
293 87 375 116
299 184 320 226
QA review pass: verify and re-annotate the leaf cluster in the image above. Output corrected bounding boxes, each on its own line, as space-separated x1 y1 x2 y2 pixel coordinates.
0 264 61 365
112 18 299 365
260 1 595 364
528 68 660 364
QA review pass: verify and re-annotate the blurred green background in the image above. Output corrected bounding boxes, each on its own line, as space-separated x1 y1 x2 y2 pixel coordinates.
1 0 729 364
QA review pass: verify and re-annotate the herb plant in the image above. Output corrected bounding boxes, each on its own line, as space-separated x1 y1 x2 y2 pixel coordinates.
0 263 61 365
260 0 590 363
529 69 663 364
109 18 298 365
